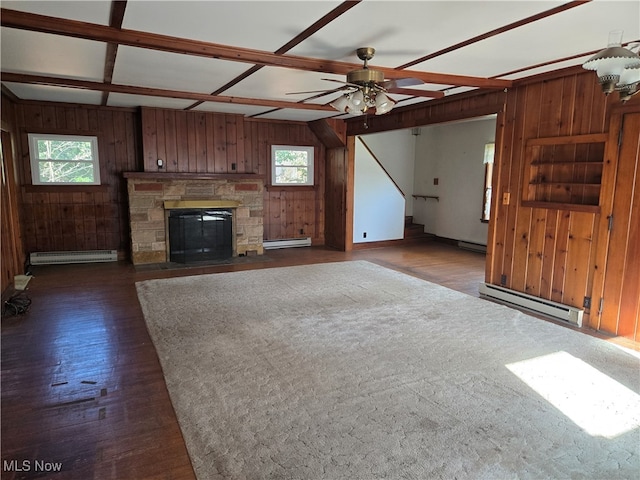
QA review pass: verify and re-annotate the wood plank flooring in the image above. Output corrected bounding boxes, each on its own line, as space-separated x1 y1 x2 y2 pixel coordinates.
0 241 629 479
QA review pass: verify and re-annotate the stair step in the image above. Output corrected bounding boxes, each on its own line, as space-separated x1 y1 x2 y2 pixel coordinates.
405 225 425 237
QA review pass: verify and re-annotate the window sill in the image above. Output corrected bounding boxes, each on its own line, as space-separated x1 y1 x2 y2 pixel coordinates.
24 184 109 193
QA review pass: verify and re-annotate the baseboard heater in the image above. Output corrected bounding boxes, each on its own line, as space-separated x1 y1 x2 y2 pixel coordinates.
30 250 118 265
458 241 487 253
479 283 583 327
263 237 311 250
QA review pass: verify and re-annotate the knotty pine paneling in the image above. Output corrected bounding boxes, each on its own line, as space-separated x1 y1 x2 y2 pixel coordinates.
141 108 326 245
489 70 613 328
597 110 640 340
248 118 325 245
14 103 141 255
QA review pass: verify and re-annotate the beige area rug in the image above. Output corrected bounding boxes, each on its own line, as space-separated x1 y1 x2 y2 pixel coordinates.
136 261 640 480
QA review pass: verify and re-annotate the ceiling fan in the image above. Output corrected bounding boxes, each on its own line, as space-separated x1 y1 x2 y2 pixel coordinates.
287 47 444 115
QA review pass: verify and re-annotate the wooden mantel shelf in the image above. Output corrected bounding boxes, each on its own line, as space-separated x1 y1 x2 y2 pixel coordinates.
123 172 265 180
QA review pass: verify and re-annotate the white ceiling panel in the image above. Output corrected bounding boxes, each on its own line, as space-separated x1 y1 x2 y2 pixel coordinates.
1 0 111 24
192 102 274 117
223 66 346 102
112 46 253 92
415 1 640 78
288 1 566 67
3 83 103 105
107 93 194 110
1 29 107 81
122 0 343 50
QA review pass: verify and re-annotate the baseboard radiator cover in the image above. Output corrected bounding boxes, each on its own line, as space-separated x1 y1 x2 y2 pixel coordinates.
263 237 311 250
458 241 487 253
479 283 583 327
30 250 118 265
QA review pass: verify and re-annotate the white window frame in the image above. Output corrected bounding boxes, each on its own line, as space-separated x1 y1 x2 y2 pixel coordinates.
271 145 314 186
28 133 101 185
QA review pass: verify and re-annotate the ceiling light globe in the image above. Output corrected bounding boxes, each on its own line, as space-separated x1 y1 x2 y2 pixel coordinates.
349 90 364 108
374 92 395 115
330 95 349 113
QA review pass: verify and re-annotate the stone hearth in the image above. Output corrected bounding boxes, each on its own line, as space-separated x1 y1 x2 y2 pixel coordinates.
124 173 264 265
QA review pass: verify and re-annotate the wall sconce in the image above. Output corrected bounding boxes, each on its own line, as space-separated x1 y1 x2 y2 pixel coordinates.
583 30 640 102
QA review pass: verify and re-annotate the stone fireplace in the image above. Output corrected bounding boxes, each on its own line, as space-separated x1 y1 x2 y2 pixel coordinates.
124 173 264 265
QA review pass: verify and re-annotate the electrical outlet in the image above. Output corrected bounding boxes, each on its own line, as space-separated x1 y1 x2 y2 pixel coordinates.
231 163 236 170
363 232 367 238
502 192 511 205
500 274 507 285
433 178 439 185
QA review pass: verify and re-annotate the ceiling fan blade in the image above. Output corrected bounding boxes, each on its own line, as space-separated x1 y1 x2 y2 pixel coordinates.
286 88 336 95
381 77 425 89
321 78 361 88
300 87 346 102
387 87 445 99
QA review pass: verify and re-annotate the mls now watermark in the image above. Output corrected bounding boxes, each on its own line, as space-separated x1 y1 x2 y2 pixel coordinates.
3 459 63 473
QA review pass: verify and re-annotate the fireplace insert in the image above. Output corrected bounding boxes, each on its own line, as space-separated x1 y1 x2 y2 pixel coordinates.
168 209 232 263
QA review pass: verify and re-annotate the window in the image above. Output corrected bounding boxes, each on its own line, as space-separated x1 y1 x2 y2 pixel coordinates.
271 145 314 186
482 143 495 221
28 134 100 185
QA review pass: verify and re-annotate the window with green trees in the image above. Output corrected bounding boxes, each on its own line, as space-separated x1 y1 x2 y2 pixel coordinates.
28 134 101 185
271 145 314 186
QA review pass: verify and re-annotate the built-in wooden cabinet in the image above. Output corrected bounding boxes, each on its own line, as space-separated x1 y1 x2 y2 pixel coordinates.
522 133 607 212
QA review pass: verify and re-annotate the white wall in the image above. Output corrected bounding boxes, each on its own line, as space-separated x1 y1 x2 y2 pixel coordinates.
413 117 496 245
359 130 416 216
353 136 406 243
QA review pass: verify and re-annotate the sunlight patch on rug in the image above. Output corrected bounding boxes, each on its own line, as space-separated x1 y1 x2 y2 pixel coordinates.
507 351 640 439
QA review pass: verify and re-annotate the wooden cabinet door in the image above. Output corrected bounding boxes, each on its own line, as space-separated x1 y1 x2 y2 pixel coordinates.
599 111 640 340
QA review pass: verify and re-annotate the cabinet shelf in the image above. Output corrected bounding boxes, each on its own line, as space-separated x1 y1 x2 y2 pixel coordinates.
523 134 606 209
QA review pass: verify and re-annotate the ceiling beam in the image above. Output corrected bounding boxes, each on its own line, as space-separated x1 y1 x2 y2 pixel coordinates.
0 72 336 111
101 0 128 106
0 8 512 89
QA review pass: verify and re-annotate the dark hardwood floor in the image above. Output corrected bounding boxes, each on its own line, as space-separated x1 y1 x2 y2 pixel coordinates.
0 241 630 479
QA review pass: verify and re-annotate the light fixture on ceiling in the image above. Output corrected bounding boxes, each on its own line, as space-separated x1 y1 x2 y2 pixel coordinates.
330 86 396 116
329 47 397 116
583 30 640 102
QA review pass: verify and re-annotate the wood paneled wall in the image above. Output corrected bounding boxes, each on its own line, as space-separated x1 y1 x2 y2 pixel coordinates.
13 103 141 254
488 72 610 326
1 95 25 294
324 145 351 251
488 69 640 337
141 108 326 245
